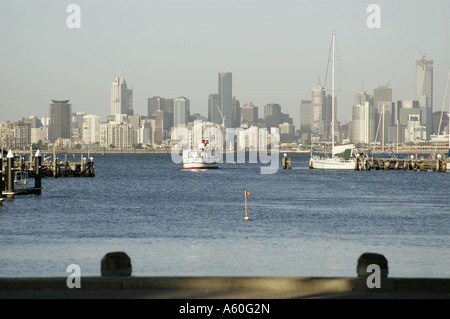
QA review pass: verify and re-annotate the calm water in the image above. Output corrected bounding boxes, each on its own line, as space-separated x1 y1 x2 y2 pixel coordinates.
0 153 449 278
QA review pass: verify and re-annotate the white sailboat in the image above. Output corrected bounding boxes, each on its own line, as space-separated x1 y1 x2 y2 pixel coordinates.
447 112 450 171
309 30 357 170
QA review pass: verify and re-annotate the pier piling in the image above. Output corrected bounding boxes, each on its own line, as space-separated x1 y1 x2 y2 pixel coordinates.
5 150 15 199
34 150 42 194
282 154 291 169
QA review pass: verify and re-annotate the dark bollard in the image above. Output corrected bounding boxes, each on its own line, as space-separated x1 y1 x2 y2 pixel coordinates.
101 251 132 277
34 150 42 194
357 252 388 278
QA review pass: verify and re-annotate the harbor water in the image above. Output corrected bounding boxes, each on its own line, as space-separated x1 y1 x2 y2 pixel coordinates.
0 153 449 278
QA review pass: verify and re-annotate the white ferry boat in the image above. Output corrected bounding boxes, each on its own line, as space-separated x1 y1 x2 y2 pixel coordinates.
182 139 219 169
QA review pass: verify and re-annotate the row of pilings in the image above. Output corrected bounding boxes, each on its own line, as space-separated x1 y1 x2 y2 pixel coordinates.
1 149 95 203
356 155 447 172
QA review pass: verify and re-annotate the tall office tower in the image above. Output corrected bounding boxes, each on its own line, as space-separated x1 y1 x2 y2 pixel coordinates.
232 96 241 128
110 76 128 116
397 100 420 126
82 114 101 144
50 100 72 142
241 102 257 124
323 94 336 141
373 86 394 143
71 112 85 139
218 72 232 128
264 103 282 129
300 100 312 133
153 110 165 144
148 97 173 131
351 102 370 144
127 88 134 116
311 81 325 137
208 94 221 125
173 96 190 127
148 96 165 116
164 98 174 131
353 91 375 142
416 58 433 138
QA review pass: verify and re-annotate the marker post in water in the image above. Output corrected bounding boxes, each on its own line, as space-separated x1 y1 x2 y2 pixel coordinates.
244 190 250 221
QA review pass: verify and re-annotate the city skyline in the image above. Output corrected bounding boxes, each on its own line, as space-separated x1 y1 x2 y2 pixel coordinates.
1 1 450 128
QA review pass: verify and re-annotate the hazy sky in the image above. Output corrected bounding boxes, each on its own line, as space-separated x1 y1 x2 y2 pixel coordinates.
1 0 449 127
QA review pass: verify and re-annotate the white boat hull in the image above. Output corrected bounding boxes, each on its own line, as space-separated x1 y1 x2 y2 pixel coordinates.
183 161 218 169
182 145 219 169
310 157 356 170
447 162 450 171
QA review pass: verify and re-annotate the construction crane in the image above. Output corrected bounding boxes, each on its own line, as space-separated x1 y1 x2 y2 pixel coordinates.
386 78 392 87
416 47 426 59
217 105 226 129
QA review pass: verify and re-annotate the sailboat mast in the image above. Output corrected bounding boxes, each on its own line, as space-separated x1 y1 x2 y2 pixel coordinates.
331 30 335 158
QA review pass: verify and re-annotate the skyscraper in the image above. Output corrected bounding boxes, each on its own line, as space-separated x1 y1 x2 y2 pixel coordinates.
50 100 72 142
373 86 393 143
208 94 220 125
173 96 190 127
127 88 134 116
232 96 241 128
416 58 433 138
241 102 257 124
110 76 128 116
300 100 312 133
148 96 165 116
311 82 325 137
264 103 282 129
218 72 232 128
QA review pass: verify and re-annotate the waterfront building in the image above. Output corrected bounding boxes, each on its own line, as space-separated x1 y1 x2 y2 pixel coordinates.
100 121 135 149
82 114 101 144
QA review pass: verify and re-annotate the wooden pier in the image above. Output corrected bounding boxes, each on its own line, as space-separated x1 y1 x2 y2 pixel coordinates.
355 155 448 172
2 152 95 179
1 150 95 200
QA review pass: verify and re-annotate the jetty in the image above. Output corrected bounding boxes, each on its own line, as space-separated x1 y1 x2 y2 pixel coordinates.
356 155 448 172
1 149 94 200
